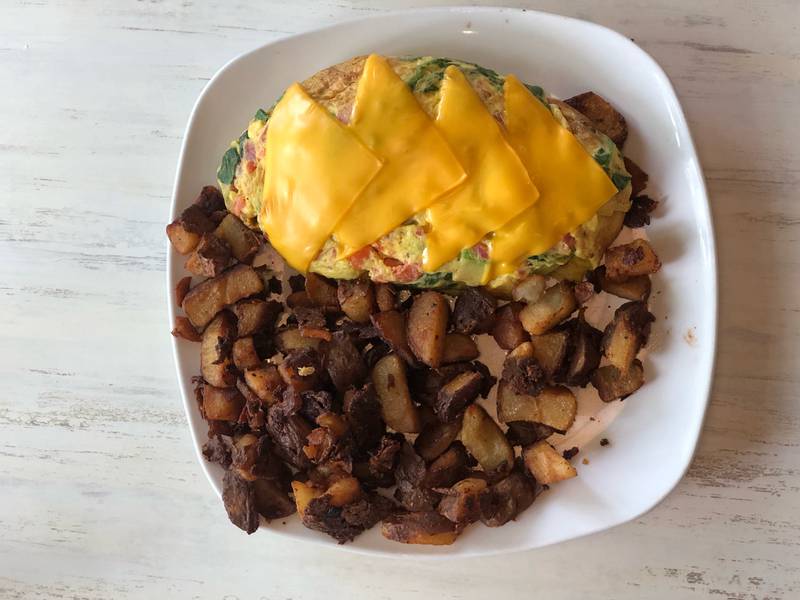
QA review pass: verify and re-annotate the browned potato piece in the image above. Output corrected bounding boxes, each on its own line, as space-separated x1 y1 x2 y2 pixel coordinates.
381 511 459 546
604 239 662 282
253 479 295 520
175 276 192 307
519 282 577 335
441 333 479 364
305 273 339 308
505 421 555 446
529 331 570 378
565 91 628 147
564 315 603 387
371 354 421 433
459 404 514 475
166 205 216 255
375 283 397 312
232 337 261 370
523 441 577 484
407 291 450 367
337 278 375 323
166 220 201 254
214 213 261 263
274 327 321 352
414 418 463 462
424 443 470 489
511 274 547 304
182 264 264 329
623 157 649 196
286 291 314 308
201 313 237 388
291 480 321 516
434 371 482 423
370 310 416 365
437 477 487 524
230 299 281 337
184 234 231 278
278 349 321 392
496 383 577 433
479 470 537 527
243 365 283 404
595 266 651 301
602 301 654 370
591 360 645 402
491 303 530 350
203 385 246 421
171 316 201 342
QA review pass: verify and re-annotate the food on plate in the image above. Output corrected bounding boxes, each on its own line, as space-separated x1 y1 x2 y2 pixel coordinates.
168 52 665 545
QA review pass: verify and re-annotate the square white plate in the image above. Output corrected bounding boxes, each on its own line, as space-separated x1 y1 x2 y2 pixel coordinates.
168 7 717 557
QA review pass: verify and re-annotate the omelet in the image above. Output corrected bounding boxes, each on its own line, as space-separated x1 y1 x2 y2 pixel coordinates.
217 56 632 290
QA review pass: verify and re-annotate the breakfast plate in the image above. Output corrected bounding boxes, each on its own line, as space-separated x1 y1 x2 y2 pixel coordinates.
167 6 716 556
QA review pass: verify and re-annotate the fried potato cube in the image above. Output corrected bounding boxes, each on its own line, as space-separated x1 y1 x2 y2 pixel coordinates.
519 282 577 335
523 441 577 485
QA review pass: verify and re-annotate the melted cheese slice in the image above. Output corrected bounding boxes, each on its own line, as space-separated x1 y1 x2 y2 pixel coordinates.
423 66 539 273
489 75 619 277
260 83 382 271
333 54 466 256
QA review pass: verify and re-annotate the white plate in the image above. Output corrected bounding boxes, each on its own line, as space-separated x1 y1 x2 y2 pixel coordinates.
168 7 717 557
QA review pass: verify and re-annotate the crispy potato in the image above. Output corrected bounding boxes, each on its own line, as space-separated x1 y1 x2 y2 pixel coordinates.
274 327 321 352
243 364 284 404
371 354 421 433
424 443 470 489
175 276 192 307
602 301 654 370
452 288 496 334
253 478 295 520
505 421 555 446
565 91 628 147
437 477 487 524
374 283 397 312
594 266 651 301
278 349 321 392
491 303 530 350
441 333 479 364
511 274 547 304
291 480 321 516
171 316 201 342
182 264 264 329
322 332 367 392
523 441 577 484
414 418 463 462
337 278 376 323
203 385 246 421
496 383 577 433
232 337 261 371
370 310 416 365
230 299 281 337
479 470 537 527
325 476 362 507
381 511 459 545
214 213 261 263
591 360 645 402
166 220 201 255
519 282 577 335
305 273 339 308
623 157 649 196
434 371 482 423
564 314 603 387
604 239 662 282
286 291 314 309
459 404 514 475
407 291 450 367
200 312 237 388
184 233 232 278
528 331 570 379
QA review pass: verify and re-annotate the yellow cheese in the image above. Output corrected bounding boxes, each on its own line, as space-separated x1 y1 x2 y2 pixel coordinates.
423 67 539 273
260 83 382 271
489 75 619 277
333 54 466 256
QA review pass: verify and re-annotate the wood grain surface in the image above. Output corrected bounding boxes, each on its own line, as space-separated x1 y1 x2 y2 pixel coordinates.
1 1 798 598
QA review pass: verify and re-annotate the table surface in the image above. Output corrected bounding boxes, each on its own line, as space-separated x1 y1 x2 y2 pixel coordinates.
2 1 799 598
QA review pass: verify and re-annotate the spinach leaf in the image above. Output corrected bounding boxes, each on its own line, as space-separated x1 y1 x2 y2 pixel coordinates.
237 130 248 151
254 108 269 121
525 84 547 104
217 147 239 185
594 147 611 169
611 172 631 190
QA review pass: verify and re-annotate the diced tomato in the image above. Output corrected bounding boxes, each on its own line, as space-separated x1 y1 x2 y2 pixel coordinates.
562 233 576 251
392 263 422 283
382 256 403 268
232 196 246 216
348 246 373 270
246 160 257 173
473 242 489 260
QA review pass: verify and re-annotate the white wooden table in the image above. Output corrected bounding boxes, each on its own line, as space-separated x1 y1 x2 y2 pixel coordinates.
2 1 798 598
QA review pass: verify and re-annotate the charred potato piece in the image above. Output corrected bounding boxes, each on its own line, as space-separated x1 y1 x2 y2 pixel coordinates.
438 477 487 524
222 470 259 534
604 239 662 282
602 301 655 370
565 91 628 147
182 264 264 329
441 333 479 364
374 283 397 312
371 354 421 433
624 195 659 229
594 266 651 301
505 421 555 446
175 276 192 307
523 441 577 484
253 478 296 520
184 233 231 278
452 288 496 334
519 282 577 335
502 342 546 396
274 327 321 352
171 316 201 342
337 278 376 323
243 364 284 405
511 274 547 304
194 185 225 213
230 299 281 337
491 302 530 350
496 383 577 433
564 315 603 387
166 205 216 255
479 470 537 527
591 360 645 402
434 371 483 423
203 385 246 421
232 337 261 371
278 349 321 392
424 443 470 489
414 418 463 462
200 312 237 388
459 404 514 476
407 291 450 367
322 332 367 392
305 273 340 309
370 310 416 365
381 511 459 546
214 213 261 263
623 157 649 196
344 384 385 452
528 332 570 379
